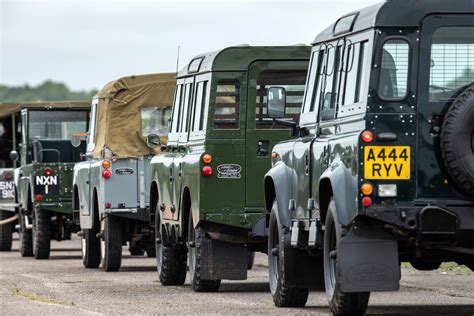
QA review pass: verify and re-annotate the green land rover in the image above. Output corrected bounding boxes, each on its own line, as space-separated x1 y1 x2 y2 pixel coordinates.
263 0 474 314
9 101 90 259
147 45 310 291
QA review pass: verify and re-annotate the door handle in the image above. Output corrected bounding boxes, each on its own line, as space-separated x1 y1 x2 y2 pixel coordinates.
257 141 269 156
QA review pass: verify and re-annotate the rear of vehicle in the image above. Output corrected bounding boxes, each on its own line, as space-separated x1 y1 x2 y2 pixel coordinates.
360 6 474 270
0 168 16 251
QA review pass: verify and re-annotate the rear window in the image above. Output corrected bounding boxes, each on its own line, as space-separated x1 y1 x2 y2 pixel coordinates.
429 26 474 102
213 80 240 129
378 39 410 100
141 106 171 137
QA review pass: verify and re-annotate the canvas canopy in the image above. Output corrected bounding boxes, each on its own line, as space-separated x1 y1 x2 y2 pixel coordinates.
0 101 90 118
92 73 176 159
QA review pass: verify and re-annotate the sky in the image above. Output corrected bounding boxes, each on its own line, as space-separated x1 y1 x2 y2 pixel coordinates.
0 0 380 91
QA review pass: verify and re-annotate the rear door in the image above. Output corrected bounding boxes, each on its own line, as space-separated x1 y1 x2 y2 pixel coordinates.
245 61 308 207
417 15 474 199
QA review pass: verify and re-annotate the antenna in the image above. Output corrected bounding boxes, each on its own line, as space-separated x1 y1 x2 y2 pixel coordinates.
176 45 180 74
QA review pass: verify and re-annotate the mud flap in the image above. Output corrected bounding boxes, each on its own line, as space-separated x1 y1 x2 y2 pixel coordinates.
283 230 325 290
338 220 400 292
200 238 247 280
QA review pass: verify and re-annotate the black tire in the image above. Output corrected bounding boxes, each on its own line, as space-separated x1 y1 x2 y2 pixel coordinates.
410 260 441 271
324 199 370 316
247 251 255 270
145 239 156 258
19 211 33 257
440 84 474 195
155 210 187 285
130 248 145 256
268 201 309 307
0 210 13 251
82 210 101 269
188 211 221 292
32 207 51 260
101 215 122 272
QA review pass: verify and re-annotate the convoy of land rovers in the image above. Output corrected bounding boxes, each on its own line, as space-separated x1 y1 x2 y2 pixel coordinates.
0 1 473 315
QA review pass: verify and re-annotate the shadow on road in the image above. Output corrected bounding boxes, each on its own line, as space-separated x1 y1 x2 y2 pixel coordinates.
48 255 83 260
365 305 474 315
119 266 157 272
50 248 81 252
219 282 270 293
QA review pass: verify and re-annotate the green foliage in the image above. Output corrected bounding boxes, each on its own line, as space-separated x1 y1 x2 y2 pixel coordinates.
0 80 97 103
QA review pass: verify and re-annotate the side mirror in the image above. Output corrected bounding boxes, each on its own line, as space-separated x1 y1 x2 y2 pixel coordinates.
145 133 161 149
267 87 286 118
9 150 19 162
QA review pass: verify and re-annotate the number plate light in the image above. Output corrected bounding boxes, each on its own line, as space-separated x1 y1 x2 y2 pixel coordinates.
378 184 397 197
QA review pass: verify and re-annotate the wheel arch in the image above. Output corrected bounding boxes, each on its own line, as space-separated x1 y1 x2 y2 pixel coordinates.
264 162 293 228
181 186 192 239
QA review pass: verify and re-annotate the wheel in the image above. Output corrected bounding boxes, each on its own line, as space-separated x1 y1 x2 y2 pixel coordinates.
145 239 156 258
410 260 441 271
440 83 474 195
188 211 221 292
129 248 145 256
0 210 13 251
268 201 308 307
82 210 101 268
155 210 187 285
32 207 51 259
324 199 370 316
19 211 33 257
247 251 255 270
101 215 123 272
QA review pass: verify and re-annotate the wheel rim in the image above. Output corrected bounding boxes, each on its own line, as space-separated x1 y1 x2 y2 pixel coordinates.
81 235 86 259
188 222 196 281
268 219 279 295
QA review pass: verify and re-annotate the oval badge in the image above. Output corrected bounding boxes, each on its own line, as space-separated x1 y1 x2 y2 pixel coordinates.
115 167 134 175
217 164 241 179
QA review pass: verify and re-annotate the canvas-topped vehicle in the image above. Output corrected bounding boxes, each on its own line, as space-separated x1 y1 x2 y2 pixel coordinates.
263 0 474 314
74 73 175 271
0 103 20 251
7 101 90 259
147 45 310 291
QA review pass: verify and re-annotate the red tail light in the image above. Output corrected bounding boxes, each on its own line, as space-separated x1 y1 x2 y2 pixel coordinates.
36 194 43 202
102 170 111 179
362 196 372 207
361 130 374 143
105 202 111 208
201 166 213 177
44 168 53 176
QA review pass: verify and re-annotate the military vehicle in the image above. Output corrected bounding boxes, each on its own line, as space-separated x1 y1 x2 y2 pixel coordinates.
263 0 474 314
7 101 90 259
74 73 175 271
0 103 20 251
146 46 310 291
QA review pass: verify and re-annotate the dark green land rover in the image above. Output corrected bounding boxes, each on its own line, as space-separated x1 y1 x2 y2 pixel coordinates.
263 0 474 314
147 46 310 291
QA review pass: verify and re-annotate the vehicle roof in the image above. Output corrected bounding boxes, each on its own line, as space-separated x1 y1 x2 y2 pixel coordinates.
177 45 311 78
313 0 472 44
0 101 90 118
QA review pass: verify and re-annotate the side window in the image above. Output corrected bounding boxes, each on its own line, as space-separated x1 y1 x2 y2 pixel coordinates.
170 84 183 133
140 106 171 137
191 81 209 132
378 39 410 100
429 26 474 102
302 49 324 113
179 83 193 133
255 70 306 129
213 80 240 129
320 45 341 121
342 41 368 105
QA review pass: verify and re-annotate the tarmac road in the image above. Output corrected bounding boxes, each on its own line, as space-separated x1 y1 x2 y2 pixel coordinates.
1 235 474 315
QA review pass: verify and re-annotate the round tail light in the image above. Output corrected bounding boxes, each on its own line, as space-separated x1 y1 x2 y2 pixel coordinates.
36 195 44 202
361 130 374 143
361 183 374 195
201 166 213 177
105 202 111 208
44 168 53 176
102 160 111 169
102 170 111 179
362 196 372 207
202 154 212 164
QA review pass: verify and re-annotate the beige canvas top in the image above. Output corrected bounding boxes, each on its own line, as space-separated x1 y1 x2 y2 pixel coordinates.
92 73 176 159
0 101 90 118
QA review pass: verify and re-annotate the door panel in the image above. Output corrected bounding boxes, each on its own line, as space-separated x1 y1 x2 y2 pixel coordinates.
245 60 309 207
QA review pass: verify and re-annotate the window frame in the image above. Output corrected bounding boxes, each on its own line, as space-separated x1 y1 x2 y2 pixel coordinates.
86 98 98 153
377 36 412 102
188 73 211 141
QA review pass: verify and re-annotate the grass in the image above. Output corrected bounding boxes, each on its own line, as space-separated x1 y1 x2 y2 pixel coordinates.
9 288 74 306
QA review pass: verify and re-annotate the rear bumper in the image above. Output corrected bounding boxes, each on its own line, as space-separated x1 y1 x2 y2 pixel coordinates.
0 202 18 212
105 208 149 222
35 201 73 215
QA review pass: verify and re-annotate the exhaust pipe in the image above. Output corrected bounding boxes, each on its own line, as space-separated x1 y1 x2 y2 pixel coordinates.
0 213 18 226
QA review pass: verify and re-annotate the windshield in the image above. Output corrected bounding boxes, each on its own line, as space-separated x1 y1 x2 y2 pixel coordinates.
429 26 474 102
28 110 88 141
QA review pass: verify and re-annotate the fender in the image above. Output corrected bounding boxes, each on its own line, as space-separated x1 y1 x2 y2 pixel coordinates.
319 160 358 226
264 161 296 228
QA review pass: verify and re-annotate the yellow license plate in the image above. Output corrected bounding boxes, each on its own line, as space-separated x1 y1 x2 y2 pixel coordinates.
364 146 410 180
